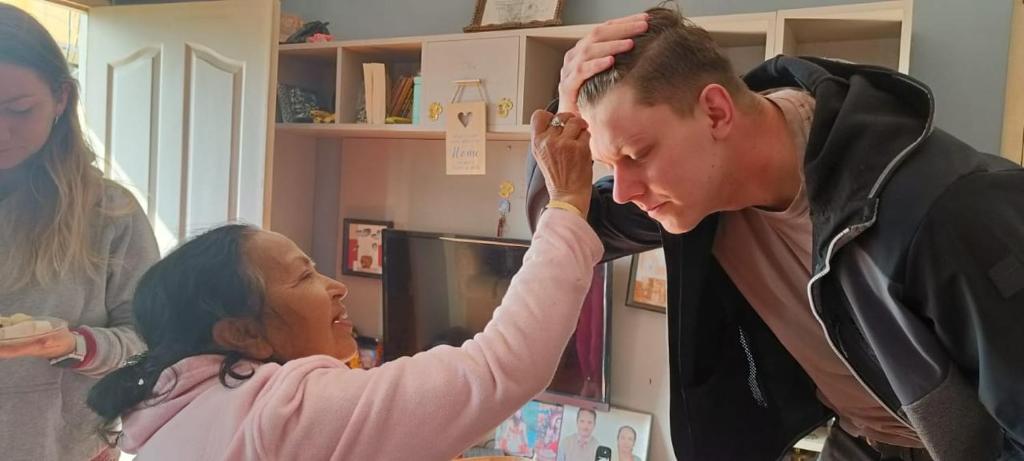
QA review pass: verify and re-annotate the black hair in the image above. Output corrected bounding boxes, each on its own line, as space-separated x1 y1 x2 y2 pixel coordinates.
87 224 265 444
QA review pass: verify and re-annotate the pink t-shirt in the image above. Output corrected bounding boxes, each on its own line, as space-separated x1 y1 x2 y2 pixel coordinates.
712 89 921 447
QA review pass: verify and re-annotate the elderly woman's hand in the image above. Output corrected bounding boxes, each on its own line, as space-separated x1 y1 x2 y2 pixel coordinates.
530 110 593 218
557 13 648 115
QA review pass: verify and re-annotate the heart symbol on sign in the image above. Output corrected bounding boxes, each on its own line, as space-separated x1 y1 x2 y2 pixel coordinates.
457 111 472 128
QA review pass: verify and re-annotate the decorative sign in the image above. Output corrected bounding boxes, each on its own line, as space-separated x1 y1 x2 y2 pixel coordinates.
445 81 488 175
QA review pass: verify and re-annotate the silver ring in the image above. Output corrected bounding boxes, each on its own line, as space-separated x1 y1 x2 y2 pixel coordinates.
549 117 565 128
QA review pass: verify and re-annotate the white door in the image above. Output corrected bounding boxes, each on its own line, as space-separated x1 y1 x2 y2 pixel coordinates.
83 0 279 253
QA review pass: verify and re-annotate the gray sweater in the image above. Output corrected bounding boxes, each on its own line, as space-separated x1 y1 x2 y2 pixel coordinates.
0 182 159 461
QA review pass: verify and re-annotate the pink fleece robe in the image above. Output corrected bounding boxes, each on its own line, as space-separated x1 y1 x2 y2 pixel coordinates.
119 210 602 460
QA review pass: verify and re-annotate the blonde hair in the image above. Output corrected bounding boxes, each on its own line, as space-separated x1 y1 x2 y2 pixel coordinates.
1 4 118 291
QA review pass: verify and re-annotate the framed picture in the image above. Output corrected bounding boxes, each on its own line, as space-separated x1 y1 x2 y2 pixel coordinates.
558 405 653 461
495 400 565 460
464 0 566 32
341 219 392 278
626 248 668 313
355 336 382 370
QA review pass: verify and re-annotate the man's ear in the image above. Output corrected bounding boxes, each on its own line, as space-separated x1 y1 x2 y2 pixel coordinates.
212 318 274 360
697 83 736 141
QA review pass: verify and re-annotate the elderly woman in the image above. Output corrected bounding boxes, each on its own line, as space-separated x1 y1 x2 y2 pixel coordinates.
88 109 598 460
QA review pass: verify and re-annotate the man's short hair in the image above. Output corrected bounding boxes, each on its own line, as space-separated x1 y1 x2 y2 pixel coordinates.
578 6 751 116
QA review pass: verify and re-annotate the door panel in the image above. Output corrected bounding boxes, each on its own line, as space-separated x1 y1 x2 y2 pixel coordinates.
84 0 278 253
420 37 521 130
106 46 160 216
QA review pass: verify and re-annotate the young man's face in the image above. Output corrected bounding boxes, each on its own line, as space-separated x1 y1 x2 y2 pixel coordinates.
583 84 727 234
576 410 596 439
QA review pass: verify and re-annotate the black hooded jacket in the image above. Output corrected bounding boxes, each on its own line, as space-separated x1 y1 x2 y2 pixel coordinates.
526 56 1024 460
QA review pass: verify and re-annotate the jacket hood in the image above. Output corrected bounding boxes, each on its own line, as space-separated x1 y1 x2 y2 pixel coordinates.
119 355 247 452
744 56 935 265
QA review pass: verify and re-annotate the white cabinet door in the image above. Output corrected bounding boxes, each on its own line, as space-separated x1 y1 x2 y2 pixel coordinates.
83 0 278 253
420 37 521 130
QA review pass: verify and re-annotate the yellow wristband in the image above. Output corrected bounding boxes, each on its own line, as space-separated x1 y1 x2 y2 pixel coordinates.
546 200 584 218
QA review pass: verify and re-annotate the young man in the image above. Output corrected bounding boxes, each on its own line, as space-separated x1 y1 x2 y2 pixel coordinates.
558 408 601 461
527 8 1024 461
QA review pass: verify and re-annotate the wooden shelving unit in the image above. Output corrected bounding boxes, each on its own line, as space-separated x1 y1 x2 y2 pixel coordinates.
268 1 917 292
774 1 910 73
276 122 530 141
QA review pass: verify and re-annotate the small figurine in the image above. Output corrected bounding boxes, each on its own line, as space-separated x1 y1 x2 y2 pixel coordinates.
310 109 335 124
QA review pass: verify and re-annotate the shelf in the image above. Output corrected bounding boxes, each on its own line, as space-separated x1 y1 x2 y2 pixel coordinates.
337 41 423 124
279 42 340 58
276 123 531 141
785 18 901 43
278 46 338 120
776 1 908 72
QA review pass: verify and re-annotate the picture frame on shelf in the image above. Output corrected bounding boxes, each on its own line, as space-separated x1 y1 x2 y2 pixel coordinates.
495 400 565 460
355 336 382 370
558 405 653 461
464 0 566 32
341 219 392 278
625 248 668 313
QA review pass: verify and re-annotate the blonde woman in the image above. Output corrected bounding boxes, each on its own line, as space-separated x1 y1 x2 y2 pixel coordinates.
0 5 159 461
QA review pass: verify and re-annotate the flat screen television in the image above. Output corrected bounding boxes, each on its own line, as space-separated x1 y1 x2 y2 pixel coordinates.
382 229 611 409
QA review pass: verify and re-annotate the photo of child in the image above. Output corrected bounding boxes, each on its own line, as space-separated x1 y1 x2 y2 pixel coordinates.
532 402 564 461
355 336 381 369
341 219 391 278
495 400 565 459
496 409 530 456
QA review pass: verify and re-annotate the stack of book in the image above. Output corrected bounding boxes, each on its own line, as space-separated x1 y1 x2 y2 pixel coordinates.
387 75 416 123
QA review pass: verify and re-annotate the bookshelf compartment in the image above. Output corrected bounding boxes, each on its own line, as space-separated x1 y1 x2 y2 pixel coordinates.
278 45 339 123
339 41 423 124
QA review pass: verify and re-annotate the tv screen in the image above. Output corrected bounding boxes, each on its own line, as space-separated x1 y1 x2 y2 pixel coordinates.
382 230 611 409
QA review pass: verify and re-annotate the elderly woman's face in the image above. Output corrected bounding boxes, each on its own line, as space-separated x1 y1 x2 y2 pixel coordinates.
245 231 357 362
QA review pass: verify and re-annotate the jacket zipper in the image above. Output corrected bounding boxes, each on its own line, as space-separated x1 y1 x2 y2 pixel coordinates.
804 73 935 429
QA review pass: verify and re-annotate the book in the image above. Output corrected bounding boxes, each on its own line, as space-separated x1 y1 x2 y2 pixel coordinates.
388 76 413 118
385 75 416 123
362 63 387 124
411 75 422 125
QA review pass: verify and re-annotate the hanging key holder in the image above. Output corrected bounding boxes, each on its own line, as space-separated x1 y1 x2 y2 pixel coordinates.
496 180 515 238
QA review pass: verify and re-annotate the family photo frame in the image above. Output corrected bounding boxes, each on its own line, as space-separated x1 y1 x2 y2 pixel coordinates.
625 248 668 313
340 218 393 278
494 401 653 461
464 0 566 32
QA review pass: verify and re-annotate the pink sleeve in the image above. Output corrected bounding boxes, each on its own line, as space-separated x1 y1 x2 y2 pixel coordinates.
246 210 603 460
